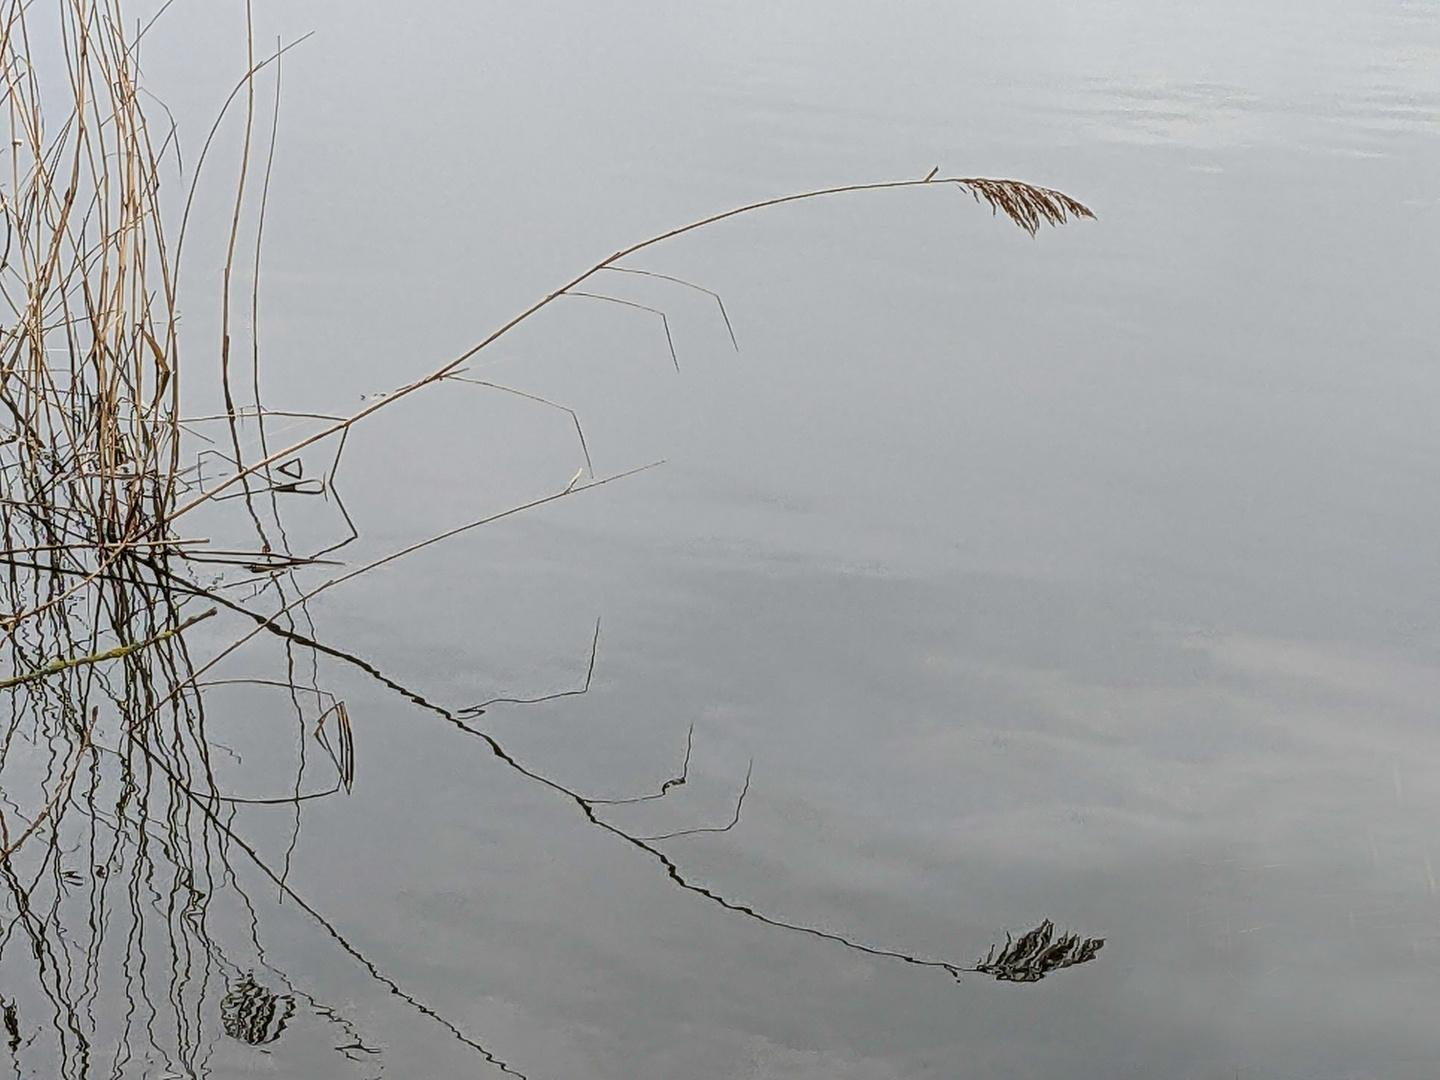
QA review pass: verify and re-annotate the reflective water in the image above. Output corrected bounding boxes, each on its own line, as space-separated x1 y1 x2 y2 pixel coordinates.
11 1 1440 1076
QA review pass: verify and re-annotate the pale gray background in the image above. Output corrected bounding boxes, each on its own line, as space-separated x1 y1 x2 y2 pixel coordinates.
132 2 1440 1076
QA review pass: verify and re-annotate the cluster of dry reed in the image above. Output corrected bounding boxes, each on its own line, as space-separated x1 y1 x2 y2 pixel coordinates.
0 4 347 1071
0 2 1098 1076
1 0 182 682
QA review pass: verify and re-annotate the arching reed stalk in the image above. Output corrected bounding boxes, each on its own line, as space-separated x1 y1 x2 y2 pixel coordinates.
1 2 1101 1076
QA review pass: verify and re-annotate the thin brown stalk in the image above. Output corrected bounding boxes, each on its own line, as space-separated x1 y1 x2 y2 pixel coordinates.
168 174 1093 520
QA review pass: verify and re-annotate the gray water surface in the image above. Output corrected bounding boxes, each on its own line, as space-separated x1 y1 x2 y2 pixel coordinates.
46 1 1440 1076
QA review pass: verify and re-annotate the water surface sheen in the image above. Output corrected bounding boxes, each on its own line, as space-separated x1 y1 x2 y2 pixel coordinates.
156 2 1440 1076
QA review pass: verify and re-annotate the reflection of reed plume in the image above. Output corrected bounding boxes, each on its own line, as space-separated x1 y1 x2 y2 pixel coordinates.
2 2 1103 1076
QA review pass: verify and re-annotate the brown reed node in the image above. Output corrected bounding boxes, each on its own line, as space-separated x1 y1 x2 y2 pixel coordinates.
1 2 1099 1076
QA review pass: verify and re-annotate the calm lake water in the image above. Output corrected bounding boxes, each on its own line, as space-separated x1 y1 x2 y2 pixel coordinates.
12 1 1440 1076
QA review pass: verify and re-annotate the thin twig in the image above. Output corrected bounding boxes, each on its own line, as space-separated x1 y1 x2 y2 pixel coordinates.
0 607 216 691
563 290 680 371
600 266 739 351
632 759 752 841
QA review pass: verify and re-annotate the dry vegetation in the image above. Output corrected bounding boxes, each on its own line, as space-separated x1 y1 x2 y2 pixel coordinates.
0 2 1098 1075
